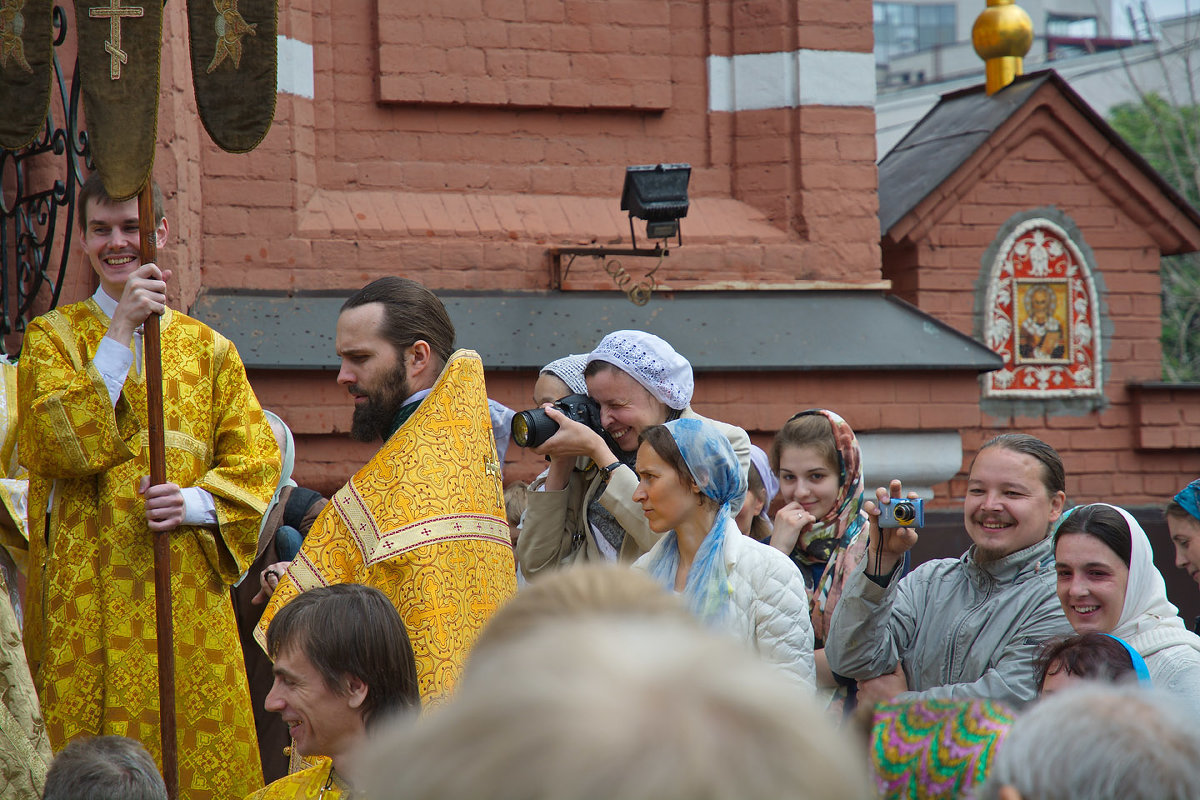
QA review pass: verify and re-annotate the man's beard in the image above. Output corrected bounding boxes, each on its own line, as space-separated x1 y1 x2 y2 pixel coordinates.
349 367 410 442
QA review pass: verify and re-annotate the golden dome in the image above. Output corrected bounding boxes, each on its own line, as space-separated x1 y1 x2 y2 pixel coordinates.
972 0 1034 60
972 0 1033 94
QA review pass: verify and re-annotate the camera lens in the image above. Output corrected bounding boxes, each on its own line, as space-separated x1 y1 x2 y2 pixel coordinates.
510 409 561 448
511 414 533 447
893 501 915 524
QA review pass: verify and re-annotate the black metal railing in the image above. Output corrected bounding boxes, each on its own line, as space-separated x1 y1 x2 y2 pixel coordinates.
0 4 90 356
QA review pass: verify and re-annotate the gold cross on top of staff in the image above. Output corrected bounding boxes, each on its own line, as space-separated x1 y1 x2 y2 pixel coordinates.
89 0 144 80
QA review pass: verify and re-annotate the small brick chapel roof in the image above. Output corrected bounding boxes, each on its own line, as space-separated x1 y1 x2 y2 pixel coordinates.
878 69 1200 253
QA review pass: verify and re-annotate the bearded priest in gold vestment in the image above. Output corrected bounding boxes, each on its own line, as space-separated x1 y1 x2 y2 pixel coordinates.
18 175 280 800
257 277 517 711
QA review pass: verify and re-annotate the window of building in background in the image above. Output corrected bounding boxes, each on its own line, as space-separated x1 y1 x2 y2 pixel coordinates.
1046 12 1099 38
874 2 957 64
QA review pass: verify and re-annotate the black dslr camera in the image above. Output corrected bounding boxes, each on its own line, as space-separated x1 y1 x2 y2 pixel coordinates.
511 393 619 452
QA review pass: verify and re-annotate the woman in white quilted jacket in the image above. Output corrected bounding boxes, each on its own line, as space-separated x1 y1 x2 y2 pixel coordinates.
632 417 816 689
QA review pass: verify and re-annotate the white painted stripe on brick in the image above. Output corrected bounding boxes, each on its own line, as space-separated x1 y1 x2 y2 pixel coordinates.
707 56 734 113
707 49 874 111
277 35 314 99
796 49 875 107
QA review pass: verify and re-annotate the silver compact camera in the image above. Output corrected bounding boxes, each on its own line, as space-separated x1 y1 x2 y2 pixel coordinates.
878 498 924 528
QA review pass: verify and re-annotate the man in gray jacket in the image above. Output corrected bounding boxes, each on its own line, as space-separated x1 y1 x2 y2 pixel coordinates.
825 433 1073 707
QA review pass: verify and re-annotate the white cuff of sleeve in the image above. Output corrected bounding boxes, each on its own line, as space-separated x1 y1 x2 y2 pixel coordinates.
181 487 219 527
94 337 134 407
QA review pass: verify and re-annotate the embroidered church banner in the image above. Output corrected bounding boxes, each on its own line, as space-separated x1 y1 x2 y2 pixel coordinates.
74 0 163 199
982 218 1102 398
187 0 276 153
0 0 53 150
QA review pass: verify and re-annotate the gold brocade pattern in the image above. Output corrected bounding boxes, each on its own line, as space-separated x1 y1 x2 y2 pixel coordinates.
0 567 50 800
258 349 517 707
0 360 31 559
245 760 349 800
18 300 280 800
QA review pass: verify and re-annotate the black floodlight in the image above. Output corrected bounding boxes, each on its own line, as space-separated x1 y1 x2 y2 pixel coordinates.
621 163 691 245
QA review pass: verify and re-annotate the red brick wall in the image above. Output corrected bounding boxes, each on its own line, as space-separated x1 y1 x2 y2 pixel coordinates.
175 0 895 496
184 0 884 297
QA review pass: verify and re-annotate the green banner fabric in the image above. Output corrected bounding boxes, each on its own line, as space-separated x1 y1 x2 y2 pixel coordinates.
74 0 162 200
0 0 54 150
187 0 276 153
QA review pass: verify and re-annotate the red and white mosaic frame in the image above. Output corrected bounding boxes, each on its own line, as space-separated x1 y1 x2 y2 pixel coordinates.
982 218 1102 399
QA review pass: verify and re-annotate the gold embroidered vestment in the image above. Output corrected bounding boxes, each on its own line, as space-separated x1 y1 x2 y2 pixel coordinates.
258 349 516 706
244 759 350 800
19 299 279 800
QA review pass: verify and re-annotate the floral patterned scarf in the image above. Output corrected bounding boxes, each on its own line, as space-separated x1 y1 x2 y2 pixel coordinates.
785 409 869 642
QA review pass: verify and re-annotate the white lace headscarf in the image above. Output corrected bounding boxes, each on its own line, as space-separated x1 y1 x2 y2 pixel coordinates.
587 331 693 410
540 354 589 396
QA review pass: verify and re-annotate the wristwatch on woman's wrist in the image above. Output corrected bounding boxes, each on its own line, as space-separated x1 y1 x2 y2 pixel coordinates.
598 460 622 478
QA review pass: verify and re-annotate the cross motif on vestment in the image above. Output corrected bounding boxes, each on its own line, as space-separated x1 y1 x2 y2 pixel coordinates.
485 457 503 506
89 0 144 80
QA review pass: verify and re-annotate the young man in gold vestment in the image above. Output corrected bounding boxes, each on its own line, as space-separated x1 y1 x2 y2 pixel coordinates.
18 174 281 799
257 277 517 707
248 583 420 799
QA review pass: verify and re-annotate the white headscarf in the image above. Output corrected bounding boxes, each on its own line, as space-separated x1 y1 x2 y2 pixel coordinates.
587 330 693 410
540 354 589 396
261 410 297 526
1100 504 1200 657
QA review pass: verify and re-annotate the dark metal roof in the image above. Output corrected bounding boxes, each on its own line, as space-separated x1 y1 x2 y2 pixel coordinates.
878 69 1200 239
191 289 1003 373
878 74 1047 235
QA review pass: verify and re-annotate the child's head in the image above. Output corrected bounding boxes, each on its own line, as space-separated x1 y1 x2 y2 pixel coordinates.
504 481 529 546
1034 632 1139 695
771 413 841 521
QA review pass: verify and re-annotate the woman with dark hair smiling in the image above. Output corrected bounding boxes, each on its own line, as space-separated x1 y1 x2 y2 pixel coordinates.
631 418 814 688
1053 503 1200 714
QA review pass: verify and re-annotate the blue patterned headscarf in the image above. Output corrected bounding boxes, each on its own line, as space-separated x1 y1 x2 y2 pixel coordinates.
642 418 746 625
1174 480 1200 523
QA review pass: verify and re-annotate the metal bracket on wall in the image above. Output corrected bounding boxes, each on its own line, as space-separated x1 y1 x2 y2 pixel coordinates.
550 245 670 306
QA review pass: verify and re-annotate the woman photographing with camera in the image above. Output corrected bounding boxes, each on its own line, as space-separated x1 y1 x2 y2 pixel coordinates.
517 331 750 578
631 418 814 687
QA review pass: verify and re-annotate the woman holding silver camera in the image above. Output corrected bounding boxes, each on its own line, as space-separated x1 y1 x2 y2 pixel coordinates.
631 417 814 687
516 331 750 578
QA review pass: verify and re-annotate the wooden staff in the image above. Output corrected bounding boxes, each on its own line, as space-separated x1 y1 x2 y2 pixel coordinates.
139 180 178 800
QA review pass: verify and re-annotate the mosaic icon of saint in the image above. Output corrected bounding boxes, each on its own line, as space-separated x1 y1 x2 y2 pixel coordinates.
1019 284 1065 360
